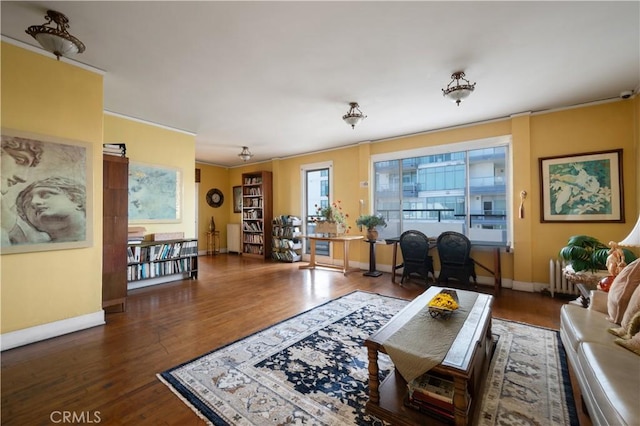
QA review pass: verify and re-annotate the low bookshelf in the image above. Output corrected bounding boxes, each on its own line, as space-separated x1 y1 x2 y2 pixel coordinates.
127 238 198 289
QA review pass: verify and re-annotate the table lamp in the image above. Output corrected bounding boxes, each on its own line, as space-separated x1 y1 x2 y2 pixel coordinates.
619 214 640 248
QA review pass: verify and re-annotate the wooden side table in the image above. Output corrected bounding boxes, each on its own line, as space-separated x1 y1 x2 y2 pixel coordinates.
206 231 220 255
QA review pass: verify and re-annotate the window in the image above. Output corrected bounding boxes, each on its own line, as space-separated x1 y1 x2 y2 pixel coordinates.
372 136 511 244
301 162 333 258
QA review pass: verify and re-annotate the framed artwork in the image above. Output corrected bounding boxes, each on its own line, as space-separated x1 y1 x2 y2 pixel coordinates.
1 129 93 254
539 149 624 223
129 162 182 223
233 185 243 213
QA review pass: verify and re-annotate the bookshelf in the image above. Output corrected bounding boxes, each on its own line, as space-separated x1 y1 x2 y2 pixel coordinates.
272 215 302 262
241 171 273 259
127 238 198 289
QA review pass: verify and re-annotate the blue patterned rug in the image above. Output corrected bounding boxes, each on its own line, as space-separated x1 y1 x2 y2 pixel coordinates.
158 291 578 425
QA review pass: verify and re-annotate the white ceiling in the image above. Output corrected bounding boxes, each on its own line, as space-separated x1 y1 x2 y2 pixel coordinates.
2 1 639 167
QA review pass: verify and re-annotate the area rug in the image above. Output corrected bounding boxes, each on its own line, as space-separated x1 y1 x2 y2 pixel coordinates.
158 291 578 426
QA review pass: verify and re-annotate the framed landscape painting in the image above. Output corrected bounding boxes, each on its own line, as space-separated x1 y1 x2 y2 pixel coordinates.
129 162 182 223
1 129 93 254
539 149 623 223
233 185 242 213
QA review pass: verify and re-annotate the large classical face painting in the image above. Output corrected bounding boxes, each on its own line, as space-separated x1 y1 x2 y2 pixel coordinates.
1 129 92 254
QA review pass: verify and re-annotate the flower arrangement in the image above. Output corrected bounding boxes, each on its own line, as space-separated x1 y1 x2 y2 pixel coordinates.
314 200 351 235
315 201 349 224
428 292 459 311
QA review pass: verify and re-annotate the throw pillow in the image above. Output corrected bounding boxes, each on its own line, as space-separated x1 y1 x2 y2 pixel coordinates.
607 258 640 324
610 310 640 339
621 283 640 331
615 332 640 356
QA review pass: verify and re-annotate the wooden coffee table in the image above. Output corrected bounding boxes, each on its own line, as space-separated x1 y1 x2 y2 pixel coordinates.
365 287 494 426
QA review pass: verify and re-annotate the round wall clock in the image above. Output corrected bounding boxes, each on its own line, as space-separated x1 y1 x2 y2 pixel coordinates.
206 188 224 207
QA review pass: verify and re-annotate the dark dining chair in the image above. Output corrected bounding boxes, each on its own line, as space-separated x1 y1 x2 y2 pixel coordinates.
399 230 435 286
436 231 477 288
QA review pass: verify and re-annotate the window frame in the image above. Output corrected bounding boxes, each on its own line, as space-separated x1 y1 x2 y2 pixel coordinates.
370 135 513 246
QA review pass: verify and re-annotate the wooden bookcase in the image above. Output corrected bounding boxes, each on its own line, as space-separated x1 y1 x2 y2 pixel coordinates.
272 215 302 262
127 238 198 289
241 171 273 259
102 155 129 312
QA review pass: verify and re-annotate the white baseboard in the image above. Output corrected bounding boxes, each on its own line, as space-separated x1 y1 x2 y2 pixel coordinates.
0 310 105 351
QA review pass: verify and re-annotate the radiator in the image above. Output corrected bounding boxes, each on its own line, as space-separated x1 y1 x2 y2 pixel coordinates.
548 259 577 296
227 223 241 253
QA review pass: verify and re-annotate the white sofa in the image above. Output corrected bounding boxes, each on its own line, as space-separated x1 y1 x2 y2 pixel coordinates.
560 291 640 425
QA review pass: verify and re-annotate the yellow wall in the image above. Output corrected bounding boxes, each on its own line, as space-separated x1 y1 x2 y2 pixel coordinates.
1 43 104 333
103 114 197 239
196 162 230 251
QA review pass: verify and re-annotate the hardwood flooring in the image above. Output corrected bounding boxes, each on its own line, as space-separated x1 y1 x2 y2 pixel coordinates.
1 254 589 425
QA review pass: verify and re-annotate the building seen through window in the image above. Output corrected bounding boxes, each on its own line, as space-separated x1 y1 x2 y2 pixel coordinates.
373 141 510 244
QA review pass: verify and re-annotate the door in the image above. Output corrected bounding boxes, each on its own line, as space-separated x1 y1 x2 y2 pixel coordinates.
301 161 333 262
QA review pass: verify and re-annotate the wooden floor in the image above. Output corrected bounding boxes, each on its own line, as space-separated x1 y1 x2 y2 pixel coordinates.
1 254 589 425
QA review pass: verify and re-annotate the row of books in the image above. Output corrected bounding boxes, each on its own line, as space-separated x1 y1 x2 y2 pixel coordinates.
272 226 301 239
405 372 464 423
243 221 263 232
273 215 302 226
243 177 263 185
103 143 126 157
272 250 301 262
243 209 263 220
127 258 195 281
243 187 263 196
272 238 301 250
244 234 264 244
243 244 264 255
127 240 198 263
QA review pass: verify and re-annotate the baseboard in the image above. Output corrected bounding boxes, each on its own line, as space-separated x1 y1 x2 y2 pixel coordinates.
0 310 105 351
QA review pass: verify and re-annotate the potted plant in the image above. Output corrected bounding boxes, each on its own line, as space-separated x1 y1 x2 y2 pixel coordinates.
356 214 387 241
559 235 636 273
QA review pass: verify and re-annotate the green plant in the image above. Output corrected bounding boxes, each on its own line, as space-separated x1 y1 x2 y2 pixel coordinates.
355 214 387 230
315 200 348 224
559 235 636 272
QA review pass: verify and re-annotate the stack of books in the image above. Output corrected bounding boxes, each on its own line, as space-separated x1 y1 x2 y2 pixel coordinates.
103 143 126 157
405 372 457 423
128 226 146 244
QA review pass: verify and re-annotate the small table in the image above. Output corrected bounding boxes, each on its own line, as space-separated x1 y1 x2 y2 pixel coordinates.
206 231 220 255
365 287 494 426
299 235 364 275
576 282 599 308
364 239 383 277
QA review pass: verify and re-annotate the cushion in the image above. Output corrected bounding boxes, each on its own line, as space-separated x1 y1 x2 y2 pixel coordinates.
607 258 640 324
621 284 640 331
615 332 640 356
609 310 640 339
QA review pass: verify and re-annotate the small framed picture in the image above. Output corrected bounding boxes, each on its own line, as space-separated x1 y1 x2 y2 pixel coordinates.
233 185 242 213
539 149 624 222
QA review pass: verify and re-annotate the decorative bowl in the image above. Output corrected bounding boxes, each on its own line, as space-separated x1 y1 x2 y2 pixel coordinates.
427 289 459 319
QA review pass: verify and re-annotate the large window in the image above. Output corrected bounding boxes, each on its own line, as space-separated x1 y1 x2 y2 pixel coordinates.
372 136 511 244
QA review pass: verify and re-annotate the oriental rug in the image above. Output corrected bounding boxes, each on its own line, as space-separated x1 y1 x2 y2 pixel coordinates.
158 291 578 426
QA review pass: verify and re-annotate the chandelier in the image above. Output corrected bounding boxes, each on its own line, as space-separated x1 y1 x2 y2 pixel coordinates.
26 10 85 60
342 102 367 129
442 71 476 106
238 146 253 162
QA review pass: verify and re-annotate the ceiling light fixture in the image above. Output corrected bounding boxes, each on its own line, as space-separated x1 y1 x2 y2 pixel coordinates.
238 146 253 162
25 10 85 60
442 71 476 106
342 102 367 129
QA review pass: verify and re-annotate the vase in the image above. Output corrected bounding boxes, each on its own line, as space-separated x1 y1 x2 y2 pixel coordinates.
366 228 379 241
209 216 216 232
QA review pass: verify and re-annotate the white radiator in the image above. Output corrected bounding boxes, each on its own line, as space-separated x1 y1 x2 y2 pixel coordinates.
227 223 241 253
548 259 577 297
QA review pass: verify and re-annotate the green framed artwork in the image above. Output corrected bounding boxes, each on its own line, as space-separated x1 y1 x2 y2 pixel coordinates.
539 149 624 223
129 162 182 223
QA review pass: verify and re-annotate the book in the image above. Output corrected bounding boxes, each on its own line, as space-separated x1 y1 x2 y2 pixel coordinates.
408 372 455 403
